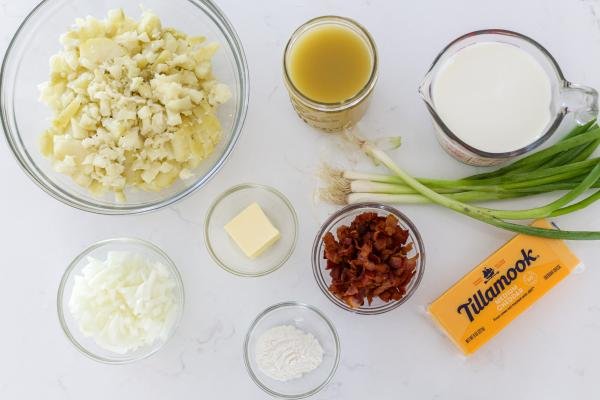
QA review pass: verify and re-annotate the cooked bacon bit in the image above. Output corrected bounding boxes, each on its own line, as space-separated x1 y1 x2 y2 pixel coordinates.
323 212 418 309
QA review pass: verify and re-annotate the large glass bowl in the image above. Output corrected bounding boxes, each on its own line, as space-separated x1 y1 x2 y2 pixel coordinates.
57 237 185 364
312 203 426 315
1 0 248 214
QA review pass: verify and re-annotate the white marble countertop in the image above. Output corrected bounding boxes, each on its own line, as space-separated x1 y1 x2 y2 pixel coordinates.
1 0 599 399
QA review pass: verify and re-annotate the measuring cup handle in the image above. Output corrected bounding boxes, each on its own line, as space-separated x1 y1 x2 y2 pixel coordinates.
561 82 599 124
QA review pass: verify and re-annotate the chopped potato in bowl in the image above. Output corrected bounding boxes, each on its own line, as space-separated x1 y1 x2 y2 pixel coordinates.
39 9 232 201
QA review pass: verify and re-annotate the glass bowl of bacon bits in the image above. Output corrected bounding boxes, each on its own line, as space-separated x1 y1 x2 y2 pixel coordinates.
312 203 425 315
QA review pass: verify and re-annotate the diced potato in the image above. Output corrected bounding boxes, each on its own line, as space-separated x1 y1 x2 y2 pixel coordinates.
38 8 230 199
166 96 192 113
76 17 107 41
166 110 182 126
189 36 206 46
138 11 162 36
79 38 125 68
107 8 125 28
64 50 80 70
186 88 204 103
163 32 178 53
138 32 150 43
49 54 71 76
114 31 140 53
179 168 194 179
118 130 142 150
151 111 166 133
52 96 82 132
39 130 54 157
89 180 105 195
137 82 152 98
194 61 212 79
60 90 76 109
172 126 192 162
54 155 78 174
39 81 66 110
151 168 179 189
68 72 93 92
170 54 194 69
137 105 151 119
53 135 86 161
73 171 92 187
115 108 137 120
140 161 161 183
79 113 97 130
107 63 123 79
70 118 89 139
59 31 79 48
208 83 232 105
193 42 219 62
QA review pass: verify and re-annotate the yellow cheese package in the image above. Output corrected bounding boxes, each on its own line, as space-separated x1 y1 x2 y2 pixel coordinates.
428 220 581 355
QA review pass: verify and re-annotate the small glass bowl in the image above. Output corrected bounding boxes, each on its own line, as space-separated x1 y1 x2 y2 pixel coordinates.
243 302 340 399
204 184 298 277
312 203 426 315
57 238 185 364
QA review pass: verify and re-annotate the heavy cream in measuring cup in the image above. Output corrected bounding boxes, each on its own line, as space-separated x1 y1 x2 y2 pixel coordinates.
432 42 552 153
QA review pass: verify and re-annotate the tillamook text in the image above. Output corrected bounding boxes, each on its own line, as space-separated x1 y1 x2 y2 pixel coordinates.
457 249 538 322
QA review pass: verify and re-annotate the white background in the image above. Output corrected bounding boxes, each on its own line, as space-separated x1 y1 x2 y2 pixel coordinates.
1 0 600 399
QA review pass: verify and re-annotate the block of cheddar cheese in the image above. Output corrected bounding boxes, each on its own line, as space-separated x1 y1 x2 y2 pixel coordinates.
428 220 581 355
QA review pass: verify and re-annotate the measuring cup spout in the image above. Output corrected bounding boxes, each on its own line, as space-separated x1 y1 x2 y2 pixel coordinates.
418 71 433 105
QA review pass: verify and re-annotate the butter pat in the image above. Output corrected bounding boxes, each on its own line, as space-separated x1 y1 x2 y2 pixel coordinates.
224 203 281 259
428 220 580 355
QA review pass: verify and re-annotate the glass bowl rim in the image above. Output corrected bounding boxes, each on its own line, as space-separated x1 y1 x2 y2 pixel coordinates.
56 237 185 364
204 183 299 277
311 202 426 315
1 0 249 215
242 301 341 399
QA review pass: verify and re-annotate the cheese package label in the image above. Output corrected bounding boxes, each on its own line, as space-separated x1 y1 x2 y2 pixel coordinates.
428 220 580 355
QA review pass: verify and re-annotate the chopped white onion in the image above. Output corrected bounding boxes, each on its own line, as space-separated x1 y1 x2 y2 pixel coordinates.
69 251 178 354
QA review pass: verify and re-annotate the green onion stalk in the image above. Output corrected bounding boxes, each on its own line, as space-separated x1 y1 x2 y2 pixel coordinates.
360 141 600 240
321 121 600 240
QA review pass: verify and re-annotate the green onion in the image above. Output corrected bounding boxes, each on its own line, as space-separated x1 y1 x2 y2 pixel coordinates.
485 163 600 220
550 189 600 217
359 140 600 240
465 125 600 180
322 122 600 240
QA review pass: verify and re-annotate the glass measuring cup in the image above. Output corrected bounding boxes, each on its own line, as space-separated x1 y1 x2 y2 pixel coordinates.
418 29 598 166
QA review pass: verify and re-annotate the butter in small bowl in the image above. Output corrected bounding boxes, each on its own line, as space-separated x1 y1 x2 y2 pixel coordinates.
204 184 298 277
224 202 281 259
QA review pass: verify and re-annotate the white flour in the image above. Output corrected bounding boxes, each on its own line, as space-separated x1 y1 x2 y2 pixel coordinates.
255 325 324 381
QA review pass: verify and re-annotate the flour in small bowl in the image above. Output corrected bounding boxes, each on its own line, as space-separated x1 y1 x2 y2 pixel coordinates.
255 325 324 381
